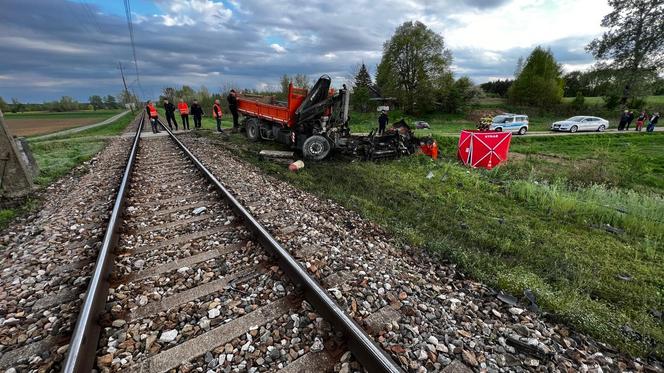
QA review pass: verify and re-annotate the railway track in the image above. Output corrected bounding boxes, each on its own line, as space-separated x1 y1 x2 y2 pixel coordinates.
62 117 403 372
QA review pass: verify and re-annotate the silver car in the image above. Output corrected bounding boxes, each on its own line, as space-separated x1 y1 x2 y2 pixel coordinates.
551 116 609 133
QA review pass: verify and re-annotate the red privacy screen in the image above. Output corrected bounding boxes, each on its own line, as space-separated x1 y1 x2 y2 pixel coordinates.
457 130 512 170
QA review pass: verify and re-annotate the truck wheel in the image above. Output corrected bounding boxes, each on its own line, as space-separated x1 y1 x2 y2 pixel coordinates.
302 135 331 161
246 119 260 142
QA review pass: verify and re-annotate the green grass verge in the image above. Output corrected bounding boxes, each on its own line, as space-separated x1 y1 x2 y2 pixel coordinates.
28 139 106 185
0 199 39 231
199 129 664 359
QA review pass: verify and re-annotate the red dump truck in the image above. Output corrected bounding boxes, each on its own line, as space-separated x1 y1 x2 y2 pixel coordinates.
237 75 423 161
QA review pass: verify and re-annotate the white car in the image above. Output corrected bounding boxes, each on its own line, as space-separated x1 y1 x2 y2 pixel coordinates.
551 116 609 133
490 114 529 135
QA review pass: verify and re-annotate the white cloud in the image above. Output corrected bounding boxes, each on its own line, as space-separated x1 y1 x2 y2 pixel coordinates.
155 0 232 29
0 36 86 54
270 43 287 53
442 0 611 51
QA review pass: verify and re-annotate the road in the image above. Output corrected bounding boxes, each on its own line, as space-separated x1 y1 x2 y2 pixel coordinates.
431 126 663 138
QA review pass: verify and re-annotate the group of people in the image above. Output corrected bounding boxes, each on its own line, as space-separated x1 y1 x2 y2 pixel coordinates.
618 110 660 132
143 90 240 134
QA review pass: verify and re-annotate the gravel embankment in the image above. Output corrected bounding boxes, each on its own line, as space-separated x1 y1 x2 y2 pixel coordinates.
179 134 663 373
0 120 139 371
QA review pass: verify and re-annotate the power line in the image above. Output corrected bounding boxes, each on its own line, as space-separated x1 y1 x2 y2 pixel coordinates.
80 1 104 34
123 0 145 99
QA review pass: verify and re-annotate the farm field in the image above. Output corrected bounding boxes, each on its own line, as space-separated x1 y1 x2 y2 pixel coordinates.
205 129 664 359
481 95 664 107
3 110 122 136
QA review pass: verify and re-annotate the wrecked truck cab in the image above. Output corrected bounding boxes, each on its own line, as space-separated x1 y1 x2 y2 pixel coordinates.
237 75 435 161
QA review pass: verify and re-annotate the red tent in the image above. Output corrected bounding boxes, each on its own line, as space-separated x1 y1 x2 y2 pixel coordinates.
457 130 512 169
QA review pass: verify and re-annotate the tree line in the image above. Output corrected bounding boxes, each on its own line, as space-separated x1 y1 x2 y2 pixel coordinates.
482 0 663 110
0 93 134 113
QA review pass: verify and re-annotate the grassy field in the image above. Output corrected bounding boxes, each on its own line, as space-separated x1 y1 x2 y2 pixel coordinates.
199 127 664 359
483 95 664 107
26 112 135 184
0 112 136 231
4 110 123 136
561 95 664 106
3 110 122 120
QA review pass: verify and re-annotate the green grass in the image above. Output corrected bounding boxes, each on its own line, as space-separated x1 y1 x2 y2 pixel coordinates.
26 111 136 185
0 199 38 231
28 139 106 185
348 110 557 135
30 111 135 141
560 95 664 107
0 209 17 231
4 110 122 120
205 129 664 359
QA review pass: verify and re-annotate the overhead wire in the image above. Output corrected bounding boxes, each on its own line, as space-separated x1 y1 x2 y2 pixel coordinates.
80 1 104 34
123 0 146 99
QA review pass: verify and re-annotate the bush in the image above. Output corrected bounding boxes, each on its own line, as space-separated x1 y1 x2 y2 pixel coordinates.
571 92 586 110
603 95 621 110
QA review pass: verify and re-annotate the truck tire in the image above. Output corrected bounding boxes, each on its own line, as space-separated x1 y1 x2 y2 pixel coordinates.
246 118 260 142
302 135 331 161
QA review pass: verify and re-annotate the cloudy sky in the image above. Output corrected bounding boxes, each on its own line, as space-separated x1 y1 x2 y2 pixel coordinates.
0 0 612 102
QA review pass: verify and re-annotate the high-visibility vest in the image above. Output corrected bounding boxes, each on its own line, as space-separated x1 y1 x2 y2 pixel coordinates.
178 102 189 115
147 104 158 118
213 103 223 119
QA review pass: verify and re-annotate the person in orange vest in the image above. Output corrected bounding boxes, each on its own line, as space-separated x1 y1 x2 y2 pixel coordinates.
213 99 224 133
178 98 190 130
145 100 160 133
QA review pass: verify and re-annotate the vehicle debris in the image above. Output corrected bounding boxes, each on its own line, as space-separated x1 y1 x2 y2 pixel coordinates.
288 160 305 172
237 75 436 161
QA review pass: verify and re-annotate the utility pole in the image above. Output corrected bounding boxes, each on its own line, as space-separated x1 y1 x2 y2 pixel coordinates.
118 62 134 113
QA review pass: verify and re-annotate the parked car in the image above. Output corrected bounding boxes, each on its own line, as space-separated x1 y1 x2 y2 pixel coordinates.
551 116 609 132
490 114 529 135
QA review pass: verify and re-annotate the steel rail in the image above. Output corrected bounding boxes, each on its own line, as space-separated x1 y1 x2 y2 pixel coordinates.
62 112 145 373
158 121 404 373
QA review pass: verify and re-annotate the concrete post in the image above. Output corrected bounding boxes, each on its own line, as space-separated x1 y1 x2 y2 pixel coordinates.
0 109 34 198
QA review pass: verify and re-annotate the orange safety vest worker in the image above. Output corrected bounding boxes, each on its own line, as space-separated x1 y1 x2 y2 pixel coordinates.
147 103 158 118
178 102 189 115
213 103 223 119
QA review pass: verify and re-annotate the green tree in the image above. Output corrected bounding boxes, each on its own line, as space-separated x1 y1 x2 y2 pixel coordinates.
104 95 118 109
352 63 373 112
571 91 586 110
177 85 196 101
294 74 310 89
49 96 78 112
587 0 664 104
376 21 453 113
161 87 177 103
11 98 24 113
508 46 563 107
89 95 103 110
479 79 513 97
563 71 584 97
354 63 372 88
280 74 290 95
437 76 481 113
514 56 524 77
0 96 8 112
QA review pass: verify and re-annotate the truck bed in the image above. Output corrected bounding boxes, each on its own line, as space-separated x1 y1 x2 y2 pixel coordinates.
236 84 307 127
